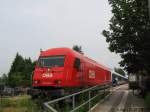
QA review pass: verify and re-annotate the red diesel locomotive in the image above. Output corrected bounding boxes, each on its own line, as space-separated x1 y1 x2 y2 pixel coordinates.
32 48 111 97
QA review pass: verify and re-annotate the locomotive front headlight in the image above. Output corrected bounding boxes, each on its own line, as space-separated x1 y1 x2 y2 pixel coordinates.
34 80 38 84
55 80 61 84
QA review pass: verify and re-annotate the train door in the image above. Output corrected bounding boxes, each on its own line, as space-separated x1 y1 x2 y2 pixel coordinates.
80 61 86 86
74 58 84 86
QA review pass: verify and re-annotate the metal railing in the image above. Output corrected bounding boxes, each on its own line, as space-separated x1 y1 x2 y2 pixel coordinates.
43 83 112 112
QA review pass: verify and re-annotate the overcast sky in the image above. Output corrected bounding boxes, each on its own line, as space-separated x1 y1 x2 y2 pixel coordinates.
0 0 121 75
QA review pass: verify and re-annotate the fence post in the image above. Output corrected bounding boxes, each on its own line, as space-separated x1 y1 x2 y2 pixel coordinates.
104 85 106 96
72 95 75 110
88 90 91 112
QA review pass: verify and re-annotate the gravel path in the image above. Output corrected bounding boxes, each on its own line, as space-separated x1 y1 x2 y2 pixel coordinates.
124 90 146 112
92 84 146 112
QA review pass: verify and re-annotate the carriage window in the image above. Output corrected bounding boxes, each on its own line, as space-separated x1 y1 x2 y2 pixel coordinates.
74 58 81 70
38 55 65 67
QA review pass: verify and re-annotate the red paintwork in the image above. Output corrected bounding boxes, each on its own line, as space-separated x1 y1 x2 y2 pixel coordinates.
32 48 111 88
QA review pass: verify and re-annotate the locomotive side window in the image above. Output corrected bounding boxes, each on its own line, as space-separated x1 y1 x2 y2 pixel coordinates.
74 58 81 70
38 55 65 68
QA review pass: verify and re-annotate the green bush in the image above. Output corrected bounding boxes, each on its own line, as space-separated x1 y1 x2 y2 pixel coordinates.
145 93 150 107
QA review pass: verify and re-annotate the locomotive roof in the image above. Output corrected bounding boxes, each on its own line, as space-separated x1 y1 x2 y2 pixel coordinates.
40 47 110 71
40 47 71 56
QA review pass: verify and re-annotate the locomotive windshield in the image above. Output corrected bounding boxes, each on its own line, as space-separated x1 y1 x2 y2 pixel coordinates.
38 55 65 68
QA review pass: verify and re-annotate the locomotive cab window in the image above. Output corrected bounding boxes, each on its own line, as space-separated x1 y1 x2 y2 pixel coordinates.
38 55 65 68
74 58 81 70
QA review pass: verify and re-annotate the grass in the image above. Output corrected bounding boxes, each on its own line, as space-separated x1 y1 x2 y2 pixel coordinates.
0 95 40 112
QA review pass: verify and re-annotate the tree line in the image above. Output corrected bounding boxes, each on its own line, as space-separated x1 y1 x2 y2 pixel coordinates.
0 53 36 87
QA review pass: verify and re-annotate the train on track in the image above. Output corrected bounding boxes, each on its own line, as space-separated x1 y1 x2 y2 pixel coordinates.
31 48 127 98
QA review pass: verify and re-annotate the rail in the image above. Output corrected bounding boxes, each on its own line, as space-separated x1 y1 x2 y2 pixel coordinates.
43 83 112 112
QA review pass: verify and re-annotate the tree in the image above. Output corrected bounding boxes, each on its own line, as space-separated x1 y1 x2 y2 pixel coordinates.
0 73 8 85
114 68 125 76
72 45 84 54
9 72 23 87
103 0 150 74
8 53 36 87
8 53 25 75
8 53 24 87
23 58 34 86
